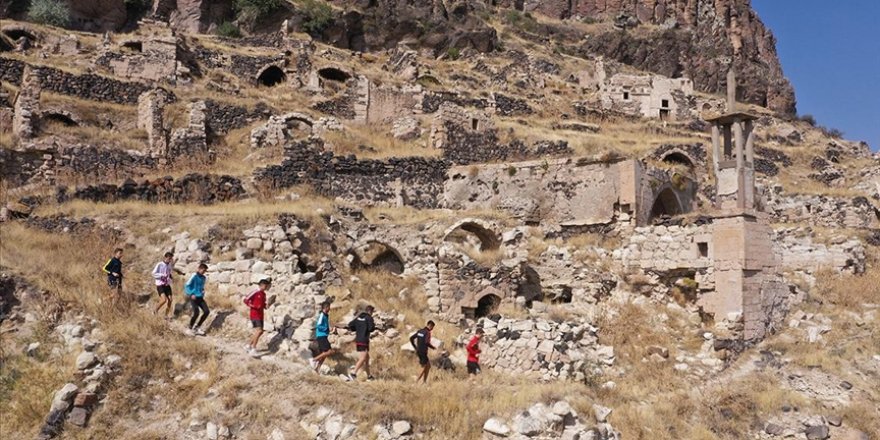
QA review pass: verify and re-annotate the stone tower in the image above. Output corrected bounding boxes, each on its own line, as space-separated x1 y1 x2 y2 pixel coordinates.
700 70 788 340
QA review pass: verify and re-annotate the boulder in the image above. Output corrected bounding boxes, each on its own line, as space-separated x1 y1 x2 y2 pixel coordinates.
51 383 79 412
391 420 412 436
67 407 88 427
76 351 98 370
805 425 830 440
483 417 510 436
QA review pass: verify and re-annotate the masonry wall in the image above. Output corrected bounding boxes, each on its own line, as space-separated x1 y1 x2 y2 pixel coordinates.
254 139 450 209
0 58 161 104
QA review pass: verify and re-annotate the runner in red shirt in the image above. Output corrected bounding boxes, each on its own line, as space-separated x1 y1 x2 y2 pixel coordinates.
466 328 485 380
243 279 271 358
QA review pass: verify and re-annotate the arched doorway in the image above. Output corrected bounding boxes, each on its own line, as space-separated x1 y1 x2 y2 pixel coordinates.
443 220 501 252
257 66 286 87
475 294 501 318
649 188 683 221
661 152 695 168
350 241 405 275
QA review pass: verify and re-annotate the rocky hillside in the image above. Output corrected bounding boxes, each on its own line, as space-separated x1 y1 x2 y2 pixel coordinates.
1 1 878 440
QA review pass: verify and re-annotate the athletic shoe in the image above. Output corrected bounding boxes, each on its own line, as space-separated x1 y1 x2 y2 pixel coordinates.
346 373 356 382
309 358 318 369
366 375 375 381
185 328 195 336
195 328 206 336
249 348 260 358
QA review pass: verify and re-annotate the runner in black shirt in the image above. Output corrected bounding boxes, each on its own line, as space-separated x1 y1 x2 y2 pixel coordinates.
409 320 436 384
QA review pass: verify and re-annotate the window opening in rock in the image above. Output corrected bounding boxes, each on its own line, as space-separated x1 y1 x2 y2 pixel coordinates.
122 41 143 52
697 242 708 258
661 99 669 108
623 91 630 100
659 109 670 121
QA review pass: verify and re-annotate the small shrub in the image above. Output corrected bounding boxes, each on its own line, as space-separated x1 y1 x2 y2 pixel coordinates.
797 114 817 126
235 0 282 18
216 22 243 38
298 0 333 35
446 47 460 60
507 165 518 176
27 0 70 27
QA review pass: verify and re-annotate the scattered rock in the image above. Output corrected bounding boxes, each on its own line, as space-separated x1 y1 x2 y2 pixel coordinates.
483 418 510 436
805 425 830 440
75 351 98 370
592 404 612 423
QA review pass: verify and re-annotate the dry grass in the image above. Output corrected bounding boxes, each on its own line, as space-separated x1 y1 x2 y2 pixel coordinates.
0 328 75 438
34 194 337 229
0 223 219 438
38 122 149 151
321 123 438 160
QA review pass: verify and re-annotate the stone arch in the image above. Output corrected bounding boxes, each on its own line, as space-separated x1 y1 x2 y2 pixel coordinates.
649 187 684 221
40 111 79 127
257 65 286 87
317 67 351 83
474 292 501 318
350 240 405 275
442 218 501 251
661 151 695 168
2 28 37 43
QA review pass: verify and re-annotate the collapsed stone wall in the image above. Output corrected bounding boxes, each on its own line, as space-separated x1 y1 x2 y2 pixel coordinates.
440 124 571 165
0 58 162 104
0 147 49 186
766 190 879 230
774 228 866 275
47 144 158 183
475 317 614 381
254 139 449 209
192 48 287 80
421 91 490 113
204 100 273 135
59 174 245 205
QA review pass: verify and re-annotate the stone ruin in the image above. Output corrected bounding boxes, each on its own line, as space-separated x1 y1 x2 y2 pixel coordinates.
96 20 182 83
600 72 695 121
429 101 494 149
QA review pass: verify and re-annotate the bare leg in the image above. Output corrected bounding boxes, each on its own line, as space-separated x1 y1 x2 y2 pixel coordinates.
249 329 264 349
154 295 167 314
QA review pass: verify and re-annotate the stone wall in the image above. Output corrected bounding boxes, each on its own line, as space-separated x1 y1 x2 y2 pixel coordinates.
476 317 614 381
168 101 210 162
616 223 714 286
61 174 245 205
444 157 690 226
0 58 161 104
204 100 273 135
766 190 879 230
95 35 178 83
428 102 494 150
254 139 450 209
774 228 865 274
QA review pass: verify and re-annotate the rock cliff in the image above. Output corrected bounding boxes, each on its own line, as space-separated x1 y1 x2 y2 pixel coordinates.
496 0 795 114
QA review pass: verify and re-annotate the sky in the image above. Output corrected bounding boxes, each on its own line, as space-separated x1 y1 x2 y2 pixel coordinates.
752 0 880 151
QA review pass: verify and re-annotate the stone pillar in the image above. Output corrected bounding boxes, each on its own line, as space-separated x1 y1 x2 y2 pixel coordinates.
137 89 169 158
710 124 720 174
353 75 370 123
726 69 736 112
744 120 755 164
12 66 40 140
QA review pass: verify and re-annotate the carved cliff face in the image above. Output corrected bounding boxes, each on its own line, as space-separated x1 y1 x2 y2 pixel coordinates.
510 0 797 115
